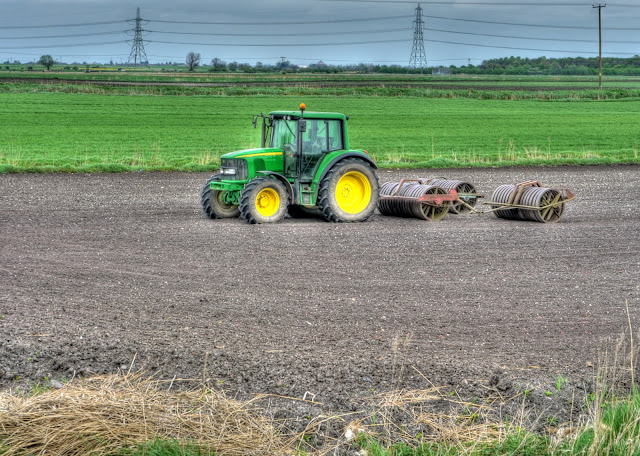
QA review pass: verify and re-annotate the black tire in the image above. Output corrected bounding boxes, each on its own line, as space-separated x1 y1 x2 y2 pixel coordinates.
317 158 379 223
200 174 240 219
239 178 289 224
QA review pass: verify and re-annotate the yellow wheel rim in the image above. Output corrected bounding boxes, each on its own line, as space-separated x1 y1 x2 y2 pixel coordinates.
255 188 280 217
335 171 372 214
216 192 233 208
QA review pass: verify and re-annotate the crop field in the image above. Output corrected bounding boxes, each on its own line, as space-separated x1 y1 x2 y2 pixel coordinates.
0 91 638 173
3 71 640 88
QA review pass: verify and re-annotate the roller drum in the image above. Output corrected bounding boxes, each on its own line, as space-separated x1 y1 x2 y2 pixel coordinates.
378 181 402 216
398 184 450 221
490 184 521 220
518 187 564 223
490 184 565 223
379 182 449 221
419 178 478 214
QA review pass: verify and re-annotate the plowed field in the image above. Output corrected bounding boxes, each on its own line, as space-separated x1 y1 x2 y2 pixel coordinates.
1 166 638 421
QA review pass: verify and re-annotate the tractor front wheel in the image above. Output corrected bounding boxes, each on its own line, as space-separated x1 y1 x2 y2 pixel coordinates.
200 174 240 219
239 178 289 224
318 158 379 222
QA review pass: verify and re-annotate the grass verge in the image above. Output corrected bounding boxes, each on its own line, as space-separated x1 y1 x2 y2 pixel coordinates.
1 377 638 455
355 389 640 455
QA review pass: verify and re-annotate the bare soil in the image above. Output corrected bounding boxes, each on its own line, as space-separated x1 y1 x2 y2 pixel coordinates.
1 166 638 433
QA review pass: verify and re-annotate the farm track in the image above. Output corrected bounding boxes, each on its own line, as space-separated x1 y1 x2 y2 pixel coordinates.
1 76 628 91
0 166 638 421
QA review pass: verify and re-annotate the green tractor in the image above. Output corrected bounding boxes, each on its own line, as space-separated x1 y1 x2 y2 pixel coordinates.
200 103 379 224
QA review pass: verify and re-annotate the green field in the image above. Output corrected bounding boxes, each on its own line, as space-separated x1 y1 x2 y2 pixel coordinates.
0 91 638 173
3 71 640 88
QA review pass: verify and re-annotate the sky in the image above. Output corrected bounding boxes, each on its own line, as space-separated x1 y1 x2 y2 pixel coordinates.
0 0 638 67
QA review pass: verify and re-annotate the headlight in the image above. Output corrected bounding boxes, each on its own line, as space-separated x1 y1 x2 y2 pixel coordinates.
221 167 237 175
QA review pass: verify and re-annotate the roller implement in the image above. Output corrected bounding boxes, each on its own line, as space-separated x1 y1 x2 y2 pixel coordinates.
200 103 378 224
379 178 573 223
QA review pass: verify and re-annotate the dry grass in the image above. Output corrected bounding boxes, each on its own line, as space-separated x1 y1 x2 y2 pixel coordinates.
0 373 292 456
363 387 506 445
292 385 516 455
0 371 513 456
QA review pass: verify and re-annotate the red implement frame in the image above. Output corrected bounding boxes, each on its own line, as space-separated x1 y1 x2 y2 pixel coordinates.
379 179 459 205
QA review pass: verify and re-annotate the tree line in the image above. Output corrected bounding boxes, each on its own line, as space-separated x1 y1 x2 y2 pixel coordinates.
189 54 640 76
6 54 640 76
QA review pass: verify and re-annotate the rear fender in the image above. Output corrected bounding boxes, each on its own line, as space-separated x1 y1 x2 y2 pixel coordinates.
315 152 378 184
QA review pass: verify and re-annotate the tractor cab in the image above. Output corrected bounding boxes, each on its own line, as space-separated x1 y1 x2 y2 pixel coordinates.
267 107 347 182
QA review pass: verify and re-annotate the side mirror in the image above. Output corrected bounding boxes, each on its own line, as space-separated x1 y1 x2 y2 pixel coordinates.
299 120 307 132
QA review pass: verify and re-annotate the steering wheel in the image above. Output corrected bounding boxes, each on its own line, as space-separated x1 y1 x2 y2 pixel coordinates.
282 143 295 155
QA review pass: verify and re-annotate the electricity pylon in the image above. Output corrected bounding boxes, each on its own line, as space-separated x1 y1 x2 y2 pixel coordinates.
127 7 148 66
409 3 428 70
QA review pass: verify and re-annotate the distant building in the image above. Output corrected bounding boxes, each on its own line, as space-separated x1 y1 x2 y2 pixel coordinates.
432 67 452 75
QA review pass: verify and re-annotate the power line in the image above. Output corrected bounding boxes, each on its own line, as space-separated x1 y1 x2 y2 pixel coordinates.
142 37 637 55
148 38 410 47
423 38 638 55
2 14 631 33
146 27 411 37
3 26 639 44
0 40 127 50
423 27 640 43
0 31 126 40
423 14 638 30
0 20 128 30
148 15 412 25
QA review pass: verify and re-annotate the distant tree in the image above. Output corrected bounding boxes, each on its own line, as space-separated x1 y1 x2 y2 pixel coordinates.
549 61 563 75
228 61 238 72
38 54 54 70
186 52 201 71
211 57 226 70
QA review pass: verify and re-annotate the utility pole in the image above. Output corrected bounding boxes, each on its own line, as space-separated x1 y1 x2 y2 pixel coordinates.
593 4 606 89
409 3 428 71
127 7 148 67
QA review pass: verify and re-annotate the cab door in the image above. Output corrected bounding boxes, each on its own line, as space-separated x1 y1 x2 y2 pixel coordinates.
299 119 344 182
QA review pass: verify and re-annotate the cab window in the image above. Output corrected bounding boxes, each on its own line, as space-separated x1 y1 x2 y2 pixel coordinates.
301 119 343 154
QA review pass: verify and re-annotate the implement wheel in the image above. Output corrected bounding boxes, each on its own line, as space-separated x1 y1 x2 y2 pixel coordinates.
200 174 240 219
239 178 289 224
318 158 379 222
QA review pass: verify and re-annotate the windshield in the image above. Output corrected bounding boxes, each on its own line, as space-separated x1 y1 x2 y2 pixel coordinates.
270 118 297 149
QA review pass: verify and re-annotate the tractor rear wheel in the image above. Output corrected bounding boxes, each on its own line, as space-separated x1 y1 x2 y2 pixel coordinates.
317 158 379 222
200 174 240 219
239 178 289 224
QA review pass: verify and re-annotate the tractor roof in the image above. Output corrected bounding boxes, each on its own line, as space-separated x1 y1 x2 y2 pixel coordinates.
269 111 347 121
